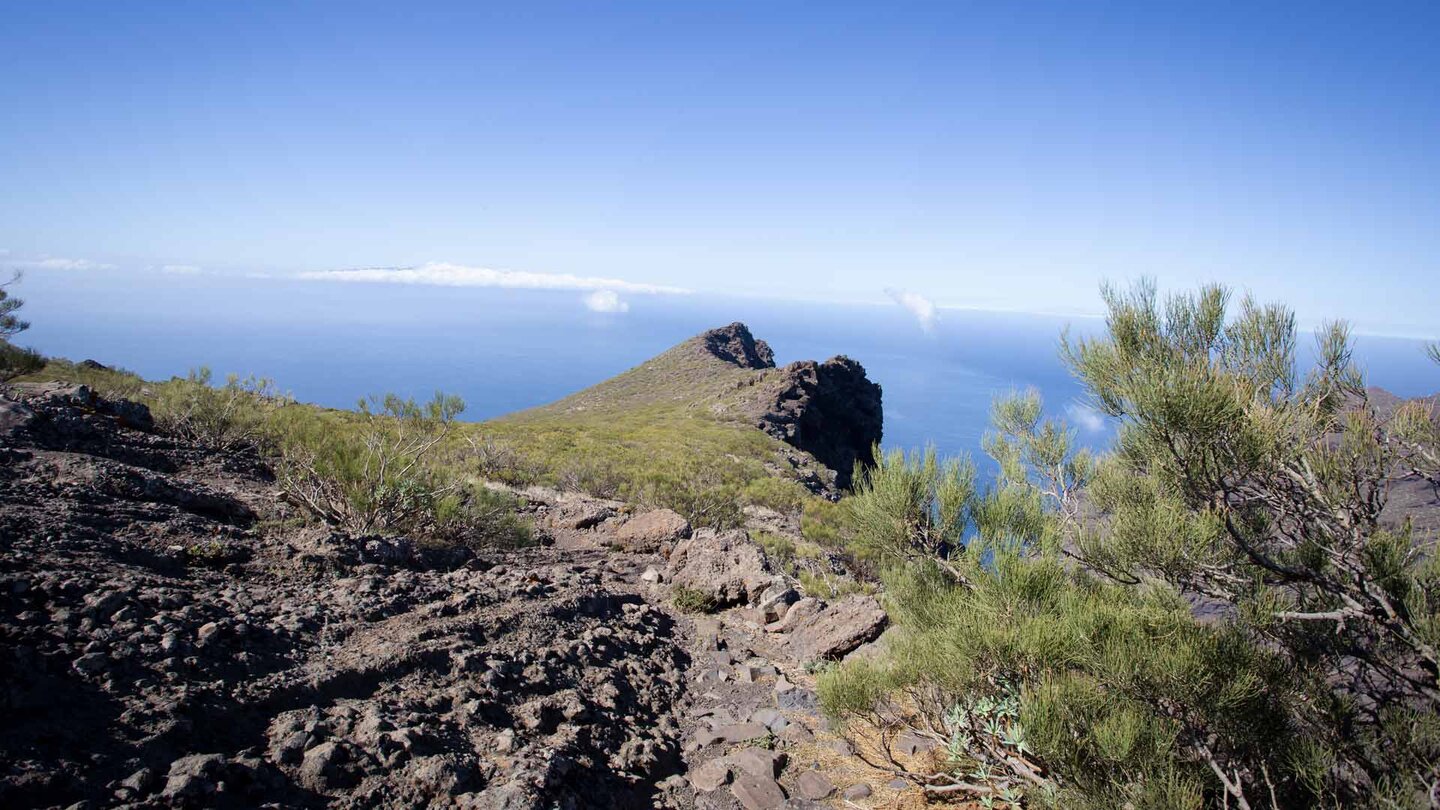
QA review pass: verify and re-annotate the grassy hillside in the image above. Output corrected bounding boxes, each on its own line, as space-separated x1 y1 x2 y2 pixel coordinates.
470 326 832 520
14 325 837 528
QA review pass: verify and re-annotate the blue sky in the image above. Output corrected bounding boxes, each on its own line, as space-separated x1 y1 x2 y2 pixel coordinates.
2 1 1438 336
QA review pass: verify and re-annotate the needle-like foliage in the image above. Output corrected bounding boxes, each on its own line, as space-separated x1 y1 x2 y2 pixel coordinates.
821 281 1440 808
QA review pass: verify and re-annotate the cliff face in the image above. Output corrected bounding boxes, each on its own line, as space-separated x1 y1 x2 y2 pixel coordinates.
753 357 882 488
695 324 883 489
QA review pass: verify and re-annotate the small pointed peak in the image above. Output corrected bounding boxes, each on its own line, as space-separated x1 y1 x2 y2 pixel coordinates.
696 322 775 369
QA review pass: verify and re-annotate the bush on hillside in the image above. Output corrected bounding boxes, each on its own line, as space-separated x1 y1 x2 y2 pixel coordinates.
630 456 744 530
279 392 466 535
151 367 290 452
429 485 534 551
0 341 44 382
740 475 809 514
820 282 1440 808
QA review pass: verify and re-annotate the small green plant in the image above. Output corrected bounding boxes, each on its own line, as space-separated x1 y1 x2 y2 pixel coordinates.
740 475 808 514
429 486 535 551
278 392 465 535
151 367 290 451
752 531 796 564
671 586 717 614
632 458 744 530
0 341 43 382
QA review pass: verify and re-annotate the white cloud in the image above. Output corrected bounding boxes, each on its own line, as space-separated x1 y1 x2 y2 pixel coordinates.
885 287 939 332
160 264 203 275
582 289 630 313
1066 401 1107 434
300 261 690 295
15 255 116 271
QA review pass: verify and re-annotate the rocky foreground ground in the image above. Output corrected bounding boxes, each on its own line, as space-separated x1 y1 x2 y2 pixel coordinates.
0 383 895 809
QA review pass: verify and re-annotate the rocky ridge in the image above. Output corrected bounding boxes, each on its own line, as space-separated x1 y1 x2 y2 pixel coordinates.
0 382 893 809
691 324 883 489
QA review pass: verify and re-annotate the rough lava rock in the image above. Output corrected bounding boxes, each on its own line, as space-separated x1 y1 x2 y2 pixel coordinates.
787 595 889 662
615 508 692 553
754 357 882 489
697 323 882 490
666 529 776 607
698 322 776 370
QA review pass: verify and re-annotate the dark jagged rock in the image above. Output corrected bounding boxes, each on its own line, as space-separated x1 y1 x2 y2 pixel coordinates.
754 356 882 489
697 322 775 370
690 324 883 488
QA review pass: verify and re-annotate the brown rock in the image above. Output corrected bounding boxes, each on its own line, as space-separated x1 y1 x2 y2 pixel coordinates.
774 597 823 631
796 770 835 800
666 529 774 607
728 747 785 779
709 722 770 744
788 595 887 661
615 509 692 552
730 771 787 810
689 758 731 791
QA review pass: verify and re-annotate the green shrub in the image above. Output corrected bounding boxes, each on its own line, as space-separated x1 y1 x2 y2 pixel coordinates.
740 475 808 514
278 392 465 535
0 341 44 382
151 367 290 451
556 458 624 499
671 585 718 614
429 486 534 551
753 531 796 565
821 282 1440 808
630 457 744 530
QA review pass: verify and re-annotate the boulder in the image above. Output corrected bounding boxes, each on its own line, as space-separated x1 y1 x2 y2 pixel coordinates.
771 596 822 632
728 747 785 779
546 499 615 531
615 508 691 553
753 356 883 489
796 770 835 800
689 758 731 791
730 771 787 810
666 529 774 607
787 595 888 662
0 399 36 435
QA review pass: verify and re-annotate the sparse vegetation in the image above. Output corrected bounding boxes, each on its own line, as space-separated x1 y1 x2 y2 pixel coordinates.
278 392 467 535
671 585 718 614
0 272 42 381
150 367 291 452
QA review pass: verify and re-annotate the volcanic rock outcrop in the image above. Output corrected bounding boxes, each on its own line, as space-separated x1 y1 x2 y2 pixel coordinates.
693 323 883 488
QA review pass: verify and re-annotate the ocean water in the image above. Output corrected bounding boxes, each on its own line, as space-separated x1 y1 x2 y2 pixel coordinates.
21 271 1440 473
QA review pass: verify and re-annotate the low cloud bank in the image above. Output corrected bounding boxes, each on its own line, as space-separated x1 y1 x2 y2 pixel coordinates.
13 255 116 271
301 262 689 295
